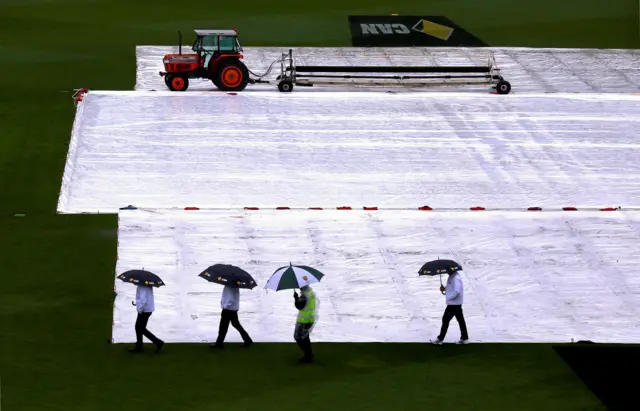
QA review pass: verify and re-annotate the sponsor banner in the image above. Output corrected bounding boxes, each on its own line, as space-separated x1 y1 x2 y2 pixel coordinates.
348 16 488 47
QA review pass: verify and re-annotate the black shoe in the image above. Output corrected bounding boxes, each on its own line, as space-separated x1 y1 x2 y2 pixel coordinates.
155 341 164 353
241 341 253 348
299 355 314 363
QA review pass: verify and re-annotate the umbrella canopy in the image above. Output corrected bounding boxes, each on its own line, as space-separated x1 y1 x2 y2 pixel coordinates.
418 259 463 276
198 264 257 289
265 263 324 291
117 270 165 287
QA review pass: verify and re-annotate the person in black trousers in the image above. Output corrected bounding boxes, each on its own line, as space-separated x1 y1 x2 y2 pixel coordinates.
210 284 253 348
293 285 318 363
431 271 469 345
130 285 164 353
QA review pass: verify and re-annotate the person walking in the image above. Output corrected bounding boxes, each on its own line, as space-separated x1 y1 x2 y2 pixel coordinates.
130 284 164 353
210 284 253 348
431 270 469 345
293 285 318 363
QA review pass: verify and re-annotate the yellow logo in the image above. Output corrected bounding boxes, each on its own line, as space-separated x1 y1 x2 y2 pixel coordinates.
303 276 308 281
411 19 454 41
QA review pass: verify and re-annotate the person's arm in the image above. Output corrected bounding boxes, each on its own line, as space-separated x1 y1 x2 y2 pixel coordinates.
294 293 307 310
448 278 462 300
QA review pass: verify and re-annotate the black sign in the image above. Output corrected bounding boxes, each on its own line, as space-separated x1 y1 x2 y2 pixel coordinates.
348 16 488 47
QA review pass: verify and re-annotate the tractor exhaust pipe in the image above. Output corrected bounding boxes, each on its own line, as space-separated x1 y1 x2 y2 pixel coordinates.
178 31 182 55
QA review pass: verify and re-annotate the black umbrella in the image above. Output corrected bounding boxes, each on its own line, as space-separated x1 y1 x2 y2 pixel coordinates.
418 259 462 290
117 269 165 287
198 264 257 289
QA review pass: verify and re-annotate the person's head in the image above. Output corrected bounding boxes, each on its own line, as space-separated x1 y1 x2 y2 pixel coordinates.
301 285 311 292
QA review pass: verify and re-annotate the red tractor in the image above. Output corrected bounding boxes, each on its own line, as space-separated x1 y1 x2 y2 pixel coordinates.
160 29 250 92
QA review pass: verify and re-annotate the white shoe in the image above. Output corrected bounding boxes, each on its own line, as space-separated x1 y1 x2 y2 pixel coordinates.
457 339 469 345
430 338 443 345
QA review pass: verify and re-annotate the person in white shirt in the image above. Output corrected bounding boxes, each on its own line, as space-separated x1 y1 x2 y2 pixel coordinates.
130 285 164 353
210 285 253 349
432 271 469 345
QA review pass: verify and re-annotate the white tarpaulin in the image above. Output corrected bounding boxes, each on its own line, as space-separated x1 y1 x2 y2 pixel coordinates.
113 208 640 343
57 90 640 214
135 46 640 93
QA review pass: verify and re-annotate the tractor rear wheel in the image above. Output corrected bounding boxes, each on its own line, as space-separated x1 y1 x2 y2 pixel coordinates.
215 61 249 92
167 75 189 92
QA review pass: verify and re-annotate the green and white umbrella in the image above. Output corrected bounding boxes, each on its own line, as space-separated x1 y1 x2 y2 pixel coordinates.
265 263 325 291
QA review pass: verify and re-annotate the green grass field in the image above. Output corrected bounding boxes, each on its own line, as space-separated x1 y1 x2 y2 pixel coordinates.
1 0 638 409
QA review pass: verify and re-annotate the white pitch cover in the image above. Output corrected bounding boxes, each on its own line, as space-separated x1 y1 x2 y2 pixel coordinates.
136 46 640 93
113 209 640 344
57 90 640 214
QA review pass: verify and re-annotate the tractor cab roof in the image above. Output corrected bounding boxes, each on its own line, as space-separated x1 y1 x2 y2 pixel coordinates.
194 29 237 37
191 29 242 54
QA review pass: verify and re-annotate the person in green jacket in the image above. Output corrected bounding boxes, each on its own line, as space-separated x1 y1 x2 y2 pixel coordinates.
293 285 317 363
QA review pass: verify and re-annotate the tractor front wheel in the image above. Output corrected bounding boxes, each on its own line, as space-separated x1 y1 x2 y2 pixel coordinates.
215 61 249 92
166 75 189 92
